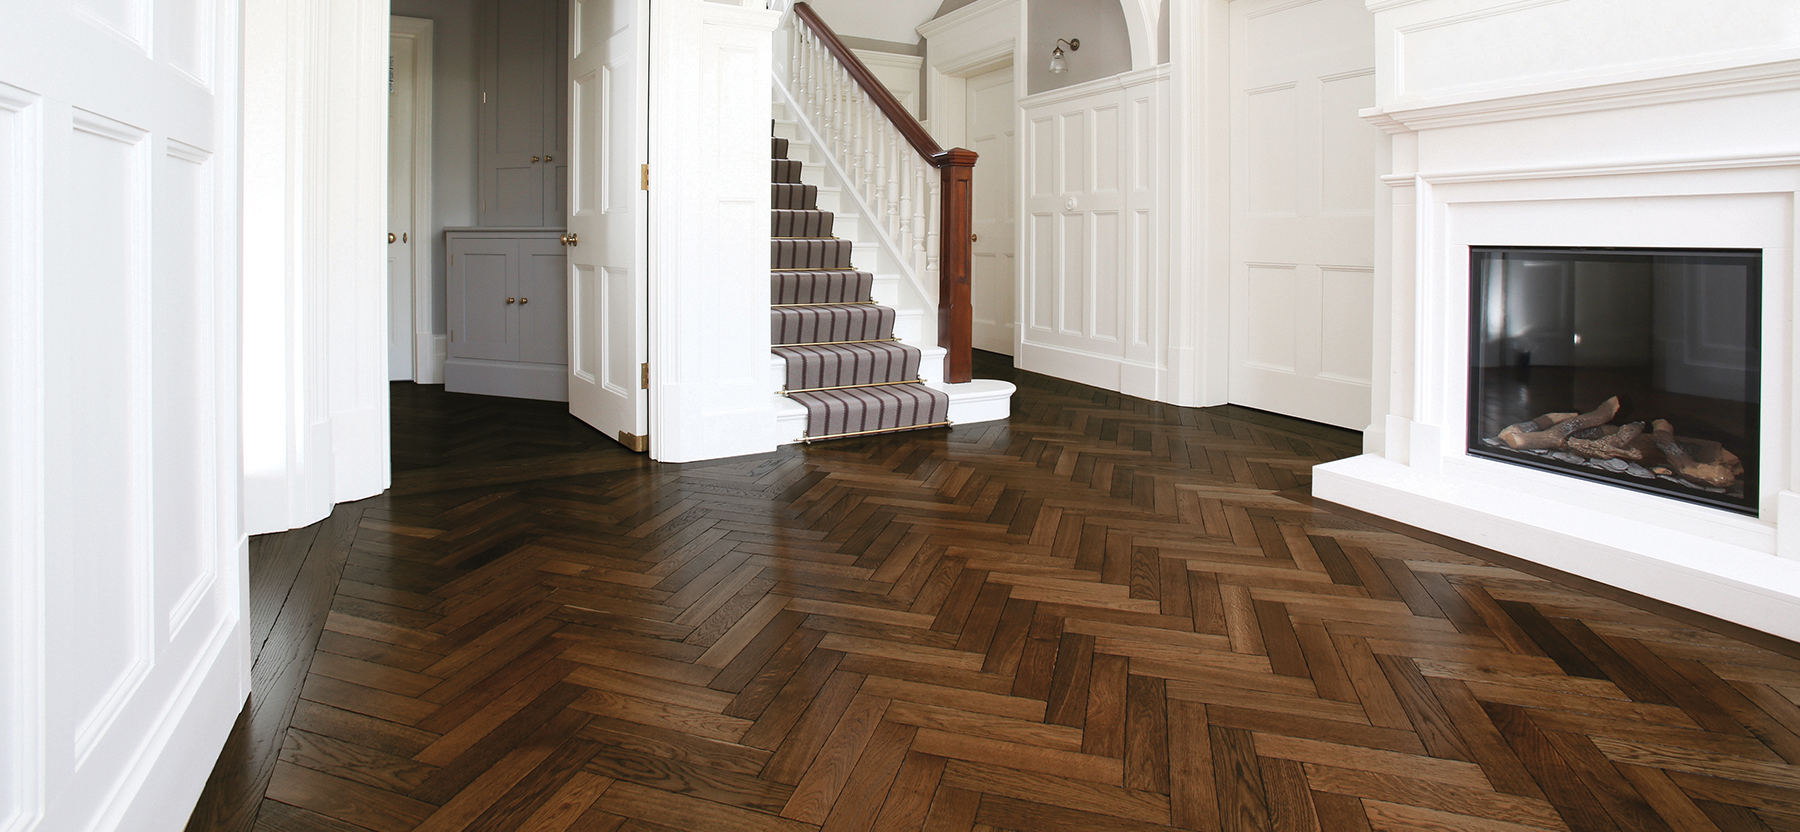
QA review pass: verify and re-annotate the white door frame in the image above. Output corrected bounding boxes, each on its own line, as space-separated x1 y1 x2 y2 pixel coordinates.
391 16 439 384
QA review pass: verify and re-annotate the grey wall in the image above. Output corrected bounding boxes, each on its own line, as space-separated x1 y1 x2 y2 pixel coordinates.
1027 0 1132 95
392 0 479 335
1157 0 1168 64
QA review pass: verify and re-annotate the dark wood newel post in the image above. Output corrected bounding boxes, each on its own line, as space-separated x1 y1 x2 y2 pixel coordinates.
792 2 980 386
937 149 978 385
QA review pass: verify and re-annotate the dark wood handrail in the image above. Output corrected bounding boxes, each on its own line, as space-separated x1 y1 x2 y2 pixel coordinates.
791 2 977 384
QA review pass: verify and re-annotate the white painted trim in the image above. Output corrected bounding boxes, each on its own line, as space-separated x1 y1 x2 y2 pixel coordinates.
1015 65 1169 112
1316 455 1800 642
1164 0 1231 408
0 81 44 832
917 0 1014 39
392 16 439 385
1364 53 1800 133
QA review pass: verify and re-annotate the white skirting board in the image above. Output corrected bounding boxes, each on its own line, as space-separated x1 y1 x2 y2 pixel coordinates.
1313 454 1800 643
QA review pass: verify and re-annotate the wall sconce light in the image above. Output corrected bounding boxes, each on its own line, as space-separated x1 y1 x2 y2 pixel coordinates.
1049 38 1079 73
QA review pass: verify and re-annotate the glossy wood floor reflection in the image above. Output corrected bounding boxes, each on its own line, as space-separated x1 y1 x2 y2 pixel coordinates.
198 354 1800 832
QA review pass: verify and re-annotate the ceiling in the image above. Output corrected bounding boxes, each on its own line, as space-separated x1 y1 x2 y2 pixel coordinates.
803 0 944 46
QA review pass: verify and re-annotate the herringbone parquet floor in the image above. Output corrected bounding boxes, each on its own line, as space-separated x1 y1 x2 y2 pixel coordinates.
192 354 1800 832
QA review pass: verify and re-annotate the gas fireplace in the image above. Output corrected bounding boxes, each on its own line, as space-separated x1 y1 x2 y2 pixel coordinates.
1468 247 1762 514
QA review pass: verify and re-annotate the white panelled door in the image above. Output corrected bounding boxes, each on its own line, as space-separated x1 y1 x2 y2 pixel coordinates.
2 1 244 831
567 0 650 450
967 65 1016 356
1228 0 1378 430
389 29 418 381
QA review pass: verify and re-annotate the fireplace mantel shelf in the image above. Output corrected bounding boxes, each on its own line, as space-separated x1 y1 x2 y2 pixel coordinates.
1362 52 1800 134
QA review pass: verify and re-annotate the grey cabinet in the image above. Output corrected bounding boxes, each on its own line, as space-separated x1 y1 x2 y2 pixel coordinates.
446 229 568 401
478 0 569 228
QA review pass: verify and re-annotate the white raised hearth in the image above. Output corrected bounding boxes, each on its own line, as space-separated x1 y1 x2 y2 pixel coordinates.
1313 0 1800 640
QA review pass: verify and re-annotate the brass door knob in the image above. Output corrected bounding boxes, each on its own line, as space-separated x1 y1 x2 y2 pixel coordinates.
560 232 578 247
506 297 517 304
388 232 396 244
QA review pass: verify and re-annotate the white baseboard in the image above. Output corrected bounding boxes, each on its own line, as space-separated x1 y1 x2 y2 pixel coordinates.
1314 454 1800 642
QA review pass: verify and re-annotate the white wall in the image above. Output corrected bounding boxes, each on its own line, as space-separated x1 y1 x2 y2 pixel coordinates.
242 0 393 535
1017 69 1170 400
648 0 782 462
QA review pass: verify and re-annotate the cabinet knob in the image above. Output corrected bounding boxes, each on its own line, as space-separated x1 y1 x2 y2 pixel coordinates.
519 297 529 305
970 233 979 242
544 155 554 163
532 156 541 163
388 232 396 244
506 297 517 304
560 232 578 247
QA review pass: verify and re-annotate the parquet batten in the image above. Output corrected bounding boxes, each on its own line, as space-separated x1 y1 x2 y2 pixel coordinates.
196 368 1800 832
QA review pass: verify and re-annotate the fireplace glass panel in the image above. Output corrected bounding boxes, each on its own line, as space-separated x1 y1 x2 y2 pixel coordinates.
1468 247 1761 514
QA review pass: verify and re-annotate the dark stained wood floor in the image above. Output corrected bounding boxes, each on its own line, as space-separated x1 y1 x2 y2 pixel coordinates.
188 352 1800 832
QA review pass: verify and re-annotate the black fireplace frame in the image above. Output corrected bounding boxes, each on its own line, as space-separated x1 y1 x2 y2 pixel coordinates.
1465 245 1763 515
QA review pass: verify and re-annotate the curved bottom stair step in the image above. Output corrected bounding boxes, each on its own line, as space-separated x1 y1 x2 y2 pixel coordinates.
773 378 1016 444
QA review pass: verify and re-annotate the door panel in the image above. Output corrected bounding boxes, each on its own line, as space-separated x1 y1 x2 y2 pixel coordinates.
519 238 569 365
449 245 517 361
967 65 1016 356
566 0 648 449
2 1 242 827
1228 0 1377 430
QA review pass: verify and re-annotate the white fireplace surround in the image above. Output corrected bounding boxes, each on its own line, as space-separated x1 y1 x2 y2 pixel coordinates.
1315 0 1800 641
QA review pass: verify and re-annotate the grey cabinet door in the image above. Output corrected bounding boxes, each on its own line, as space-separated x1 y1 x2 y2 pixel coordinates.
518 238 570 365
478 0 570 228
448 237 520 361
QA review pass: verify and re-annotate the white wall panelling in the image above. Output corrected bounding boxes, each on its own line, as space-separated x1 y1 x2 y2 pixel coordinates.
647 0 780 462
241 0 392 535
1 0 248 828
1018 68 1169 400
0 81 45 832
1225 0 1377 432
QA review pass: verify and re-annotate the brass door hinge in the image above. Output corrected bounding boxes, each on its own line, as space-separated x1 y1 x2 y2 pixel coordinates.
640 362 650 389
641 164 649 191
617 431 649 453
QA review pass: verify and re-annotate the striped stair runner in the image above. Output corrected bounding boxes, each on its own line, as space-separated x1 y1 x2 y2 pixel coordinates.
771 135 950 442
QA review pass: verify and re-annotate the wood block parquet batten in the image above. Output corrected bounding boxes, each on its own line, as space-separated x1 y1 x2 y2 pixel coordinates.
187 359 1800 832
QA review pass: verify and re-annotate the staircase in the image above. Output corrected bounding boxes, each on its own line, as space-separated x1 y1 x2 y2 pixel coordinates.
767 2 1014 445
770 135 952 442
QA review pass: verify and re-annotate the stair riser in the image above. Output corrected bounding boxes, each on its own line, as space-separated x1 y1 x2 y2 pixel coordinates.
772 183 817 211
772 271 873 305
771 305 896 345
771 239 853 270
771 210 834 238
